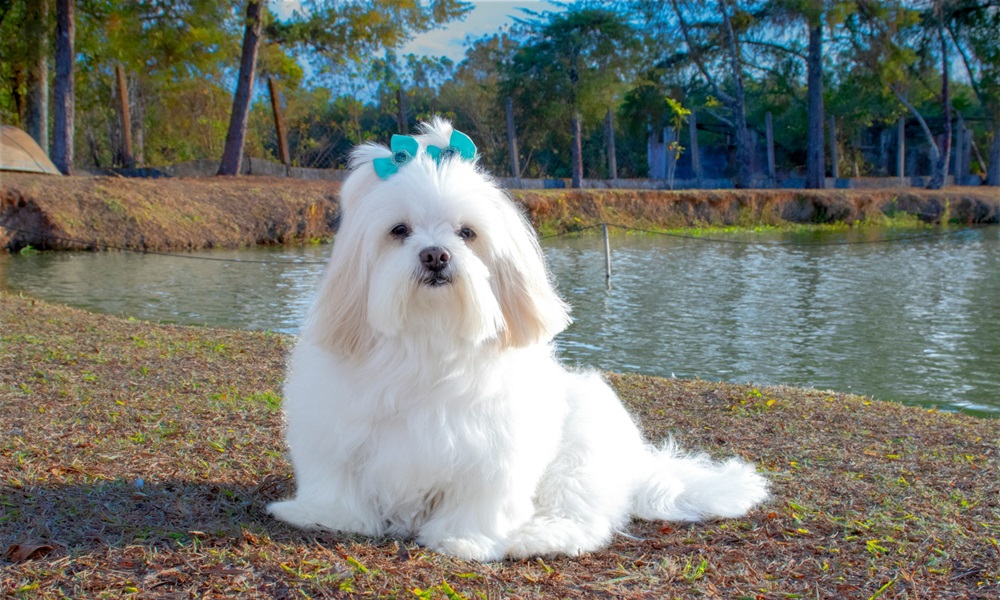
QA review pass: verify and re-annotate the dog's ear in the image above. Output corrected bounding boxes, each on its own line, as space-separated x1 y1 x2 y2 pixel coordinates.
306 218 375 358
304 154 383 357
490 199 571 349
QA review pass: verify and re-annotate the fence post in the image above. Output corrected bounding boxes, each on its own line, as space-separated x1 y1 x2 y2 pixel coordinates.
505 97 521 181
765 111 776 183
602 223 611 284
606 108 617 180
689 109 702 183
829 114 839 179
897 117 906 182
268 76 291 169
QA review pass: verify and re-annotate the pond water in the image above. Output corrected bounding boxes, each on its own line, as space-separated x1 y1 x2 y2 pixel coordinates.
2 226 998 416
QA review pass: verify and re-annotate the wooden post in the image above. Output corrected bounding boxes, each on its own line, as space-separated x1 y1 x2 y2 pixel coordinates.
602 223 611 284
897 117 906 182
267 76 290 168
829 114 839 179
115 64 133 168
664 127 676 189
605 108 617 180
956 117 971 184
133 91 144 166
396 88 407 134
505 97 520 180
765 111 776 183
689 110 701 183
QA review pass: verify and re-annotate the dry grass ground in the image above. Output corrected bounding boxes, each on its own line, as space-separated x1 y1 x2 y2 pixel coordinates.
1 291 998 598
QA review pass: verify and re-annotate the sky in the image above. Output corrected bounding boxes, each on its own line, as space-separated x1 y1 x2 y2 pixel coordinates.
271 1 564 63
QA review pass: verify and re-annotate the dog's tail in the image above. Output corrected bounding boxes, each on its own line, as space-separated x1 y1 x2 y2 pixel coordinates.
630 441 769 522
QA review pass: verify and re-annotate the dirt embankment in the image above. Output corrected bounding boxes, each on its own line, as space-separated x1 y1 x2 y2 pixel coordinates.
516 187 1000 233
0 173 340 251
2 172 999 251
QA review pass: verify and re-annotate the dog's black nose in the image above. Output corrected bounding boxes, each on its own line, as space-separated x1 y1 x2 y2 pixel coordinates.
420 246 450 272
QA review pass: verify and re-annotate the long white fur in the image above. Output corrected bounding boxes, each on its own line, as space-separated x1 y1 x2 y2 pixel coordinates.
268 117 769 561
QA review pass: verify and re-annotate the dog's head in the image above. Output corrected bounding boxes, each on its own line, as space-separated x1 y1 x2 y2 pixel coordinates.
307 118 570 357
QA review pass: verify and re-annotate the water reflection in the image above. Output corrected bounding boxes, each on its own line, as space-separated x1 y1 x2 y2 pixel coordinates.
2 227 998 416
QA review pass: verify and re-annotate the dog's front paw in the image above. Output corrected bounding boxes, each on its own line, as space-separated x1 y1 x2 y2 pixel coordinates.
267 498 379 535
268 499 325 530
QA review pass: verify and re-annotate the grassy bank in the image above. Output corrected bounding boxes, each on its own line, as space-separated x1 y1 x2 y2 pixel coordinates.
2 291 998 598
3 172 999 251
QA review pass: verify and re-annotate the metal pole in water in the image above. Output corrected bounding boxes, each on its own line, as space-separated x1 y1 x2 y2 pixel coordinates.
602 223 611 284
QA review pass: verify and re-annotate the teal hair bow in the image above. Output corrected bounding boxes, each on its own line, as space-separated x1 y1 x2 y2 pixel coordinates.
372 135 420 180
372 130 478 180
426 130 477 164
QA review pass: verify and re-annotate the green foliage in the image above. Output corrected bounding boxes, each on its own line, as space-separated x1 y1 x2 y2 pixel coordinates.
2 0 999 180
503 6 642 177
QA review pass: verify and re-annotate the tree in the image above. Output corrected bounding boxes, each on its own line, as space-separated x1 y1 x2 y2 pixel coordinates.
218 0 267 176
438 34 520 174
843 2 951 180
52 0 75 174
764 1 857 187
0 0 51 149
805 10 825 187
222 0 471 174
69 0 243 168
946 0 1000 186
506 8 640 186
927 0 952 189
663 0 760 187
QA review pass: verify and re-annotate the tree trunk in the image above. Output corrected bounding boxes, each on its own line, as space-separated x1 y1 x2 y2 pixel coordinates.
25 0 50 152
805 22 825 189
218 0 266 176
570 112 583 188
720 0 752 188
51 0 74 175
115 64 134 168
505 97 521 180
928 5 951 190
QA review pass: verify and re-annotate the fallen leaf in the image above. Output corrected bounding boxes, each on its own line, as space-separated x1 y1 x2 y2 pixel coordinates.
4 542 56 562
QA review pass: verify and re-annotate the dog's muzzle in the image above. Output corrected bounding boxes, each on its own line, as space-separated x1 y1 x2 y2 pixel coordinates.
419 246 452 286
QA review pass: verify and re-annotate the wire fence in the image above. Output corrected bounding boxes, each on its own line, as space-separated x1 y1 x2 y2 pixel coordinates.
1 221 994 266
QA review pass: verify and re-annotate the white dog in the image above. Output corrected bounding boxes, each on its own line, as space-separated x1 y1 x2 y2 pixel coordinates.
268 118 768 561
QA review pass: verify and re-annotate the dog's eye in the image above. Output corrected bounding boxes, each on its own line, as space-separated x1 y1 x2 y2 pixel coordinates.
390 223 410 238
458 227 476 241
